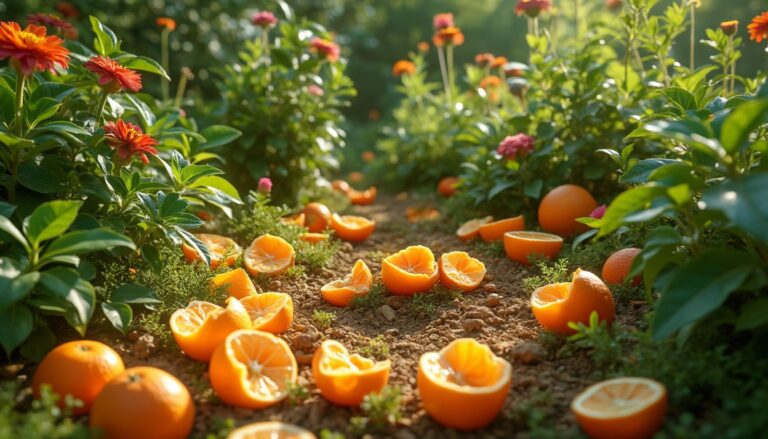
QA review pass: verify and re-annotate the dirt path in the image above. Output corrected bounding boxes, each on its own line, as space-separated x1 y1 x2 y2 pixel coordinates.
102 195 614 438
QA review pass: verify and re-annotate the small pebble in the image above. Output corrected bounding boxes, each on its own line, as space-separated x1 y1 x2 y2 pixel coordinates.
132 334 157 360
511 341 547 364
380 305 397 322
462 318 485 331
486 293 502 307
484 283 498 292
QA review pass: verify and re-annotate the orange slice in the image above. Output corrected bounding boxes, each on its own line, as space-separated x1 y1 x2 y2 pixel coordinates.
477 215 525 241
571 377 667 439
299 232 329 244
405 207 440 223
181 233 241 268
531 269 615 334
169 299 252 362
312 340 391 406
239 292 294 334
209 329 297 409
244 234 295 276
456 216 493 241
228 422 316 439
212 268 257 299
439 251 486 292
348 187 377 205
280 213 305 227
321 260 373 307
330 213 375 242
417 338 512 430
503 231 563 265
381 245 439 295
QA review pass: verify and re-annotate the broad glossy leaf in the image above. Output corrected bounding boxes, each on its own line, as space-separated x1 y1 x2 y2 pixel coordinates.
39 267 95 335
719 98 768 153
620 159 678 184
597 186 664 237
102 302 132 334
19 323 56 361
110 283 160 304
0 305 33 356
0 216 29 250
174 226 211 267
41 228 135 262
736 298 768 331
89 15 118 55
701 173 768 244
199 125 242 150
179 164 222 184
23 200 82 247
0 271 39 310
190 176 241 201
120 56 170 80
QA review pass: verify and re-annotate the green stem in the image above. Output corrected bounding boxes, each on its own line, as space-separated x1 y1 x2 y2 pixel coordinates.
574 0 580 41
437 46 451 104
161 29 170 101
446 45 455 97
174 73 188 107
14 74 25 137
95 89 109 122
689 3 695 70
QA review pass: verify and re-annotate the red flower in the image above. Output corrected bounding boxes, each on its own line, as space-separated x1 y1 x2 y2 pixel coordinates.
103 120 159 165
475 53 496 67
56 2 79 18
156 17 176 31
392 60 416 77
589 205 607 219
432 27 465 47
0 21 69 76
252 11 278 28
433 13 454 30
84 56 142 93
497 134 535 161
27 13 77 40
515 0 551 18
310 37 340 62
748 12 768 43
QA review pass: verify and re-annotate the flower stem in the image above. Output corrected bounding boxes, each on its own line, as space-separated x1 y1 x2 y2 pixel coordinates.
95 89 109 122
161 29 170 101
446 45 455 97
14 74 26 137
437 46 451 104
174 72 189 107
689 3 695 70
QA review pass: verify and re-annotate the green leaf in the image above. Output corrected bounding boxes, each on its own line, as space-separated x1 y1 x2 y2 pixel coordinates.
120 56 170 80
200 125 242 150
29 82 76 103
0 216 30 251
175 226 211 267
19 323 56 361
643 119 725 158
523 178 543 198
0 202 15 218
110 283 160 304
23 200 82 247
17 157 69 194
190 176 242 201
41 228 135 263
0 305 33 356
488 181 515 200
653 249 757 340
89 15 118 56
39 267 95 335
660 87 697 112
620 159 678 184
102 302 132 334
719 98 768 153
179 164 222 184
597 186 663 237
736 298 768 331
701 173 768 244
0 272 39 310
25 97 60 130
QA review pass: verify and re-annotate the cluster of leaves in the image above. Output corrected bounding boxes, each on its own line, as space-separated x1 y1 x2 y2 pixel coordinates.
0 383 88 438
349 386 403 435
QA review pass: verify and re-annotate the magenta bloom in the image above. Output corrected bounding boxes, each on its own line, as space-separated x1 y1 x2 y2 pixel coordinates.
310 38 340 62
590 204 607 219
433 13 454 30
497 134 535 161
307 84 325 96
258 177 273 194
252 11 278 28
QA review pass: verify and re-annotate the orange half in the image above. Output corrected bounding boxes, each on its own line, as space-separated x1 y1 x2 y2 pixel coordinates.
330 213 375 242
312 340 391 406
477 216 525 242
181 233 241 268
321 260 373 307
406 207 441 223
439 251 486 292
239 293 294 334
244 234 295 276
503 231 563 265
228 422 316 439
348 187 377 205
456 216 493 241
381 245 439 295
169 299 252 362
212 268 257 299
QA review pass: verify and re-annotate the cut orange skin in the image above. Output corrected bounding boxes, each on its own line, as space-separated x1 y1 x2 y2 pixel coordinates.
439 251 486 292
181 233 241 269
312 340 391 406
321 259 373 307
381 245 439 295
538 184 598 237
244 234 295 276
477 215 525 241
503 231 564 265
239 292 294 334
212 268 257 299
348 186 377 205
330 213 375 242
602 247 642 285
456 216 493 241
571 377 668 439
405 207 440 223
209 329 298 409
437 176 460 197
32 340 125 415
280 212 305 227
331 179 350 194
303 202 332 233
228 422 316 439
417 338 512 430
300 232 329 244
531 269 615 334
169 298 252 362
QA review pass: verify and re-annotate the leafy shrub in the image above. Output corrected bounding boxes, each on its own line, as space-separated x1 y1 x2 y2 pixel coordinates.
0 382 89 439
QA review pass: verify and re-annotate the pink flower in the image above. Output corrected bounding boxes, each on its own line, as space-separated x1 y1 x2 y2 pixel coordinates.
258 177 272 194
433 13 454 30
590 204 607 219
252 11 278 28
310 37 340 62
515 0 551 18
497 134 535 161
307 84 324 96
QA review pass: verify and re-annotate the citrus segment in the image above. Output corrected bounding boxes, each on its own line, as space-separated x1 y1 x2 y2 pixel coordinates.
348 187 377 205
299 232 329 244
212 268 258 299
456 216 493 241
330 213 375 242
477 215 525 241
209 329 298 409
169 298 252 362
417 338 512 430
439 251 486 292
321 260 373 307
312 340 391 406
181 233 241 269
571 377 667 439
227 422 316 439
244 234 295 276
602 248 642 285
538 184 598 237
239 292 294 334
503 231 564 265
381 245 439 295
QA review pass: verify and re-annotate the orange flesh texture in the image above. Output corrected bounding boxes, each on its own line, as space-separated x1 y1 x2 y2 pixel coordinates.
170 299 252 362
331 214 375 242
477 215 525 241
381 246 439 295
211 268 257 299
244 234 295 276
239 293 294 334
300 232 328 244
312 341 390 406
503 231 563 265
228 422 316 439
439 252 486 292
321 260 372 307
456 216 493 241
181 234 240 268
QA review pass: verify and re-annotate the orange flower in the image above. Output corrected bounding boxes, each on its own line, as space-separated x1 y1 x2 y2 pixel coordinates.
27 13 77 40
492 56 508 69
432 27 465 47
156 17 176 31
515 0 551 18
748 12 768 43
392 60 416 77
475 53 495 67
720 20 738 36
56 2 79 18
310 37 340 62
84 56 142 93
103 120 159 165
0 22 69 76
417 41 430 53
479 75 503 89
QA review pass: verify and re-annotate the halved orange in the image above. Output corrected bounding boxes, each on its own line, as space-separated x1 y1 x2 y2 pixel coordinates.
571 377 667 439
405 207 441 223
212 268 257 299
181 233 241 268
312 340 391 406
239 293 294 334
456 216 493 241
228 422 316 439
503 231 563 265
169 298 252 362
321 260 373 307
477 215 525 241
300 232 329 244
348 187 377 205
209 329 297 409
280 213 305 227
244 234 295 276
381 245 439 295
417 338 512 430
439 251 486 292
531 269 615 334
331 179 350 194
330 213 375 242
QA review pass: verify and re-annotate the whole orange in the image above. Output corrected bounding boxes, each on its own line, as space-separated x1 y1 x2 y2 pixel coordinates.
32 340 125 415
538 184 598 237
437 177 460 198
90 366 195 439
602 247 642 285
303 202 332 233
